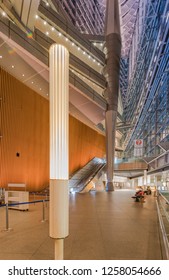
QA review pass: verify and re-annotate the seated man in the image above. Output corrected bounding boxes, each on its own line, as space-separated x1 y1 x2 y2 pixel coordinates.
132 188 145 202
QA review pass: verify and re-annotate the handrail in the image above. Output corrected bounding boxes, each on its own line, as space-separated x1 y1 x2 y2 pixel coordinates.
156 198 169 259
158 198 169 224
82 163 106 191
159 192 169 205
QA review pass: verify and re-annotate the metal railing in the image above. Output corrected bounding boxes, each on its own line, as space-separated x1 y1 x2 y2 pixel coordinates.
156 192 169 259
0 199 49 232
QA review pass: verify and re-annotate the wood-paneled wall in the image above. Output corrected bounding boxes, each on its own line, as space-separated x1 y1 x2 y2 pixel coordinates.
0 68 105 191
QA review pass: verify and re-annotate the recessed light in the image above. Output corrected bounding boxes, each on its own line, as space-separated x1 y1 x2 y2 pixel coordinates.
46 31 49 35
11 65 14 68
72 42 75 46
65 37 68 41
22 74 25 77
77 47 80 51
46 93 49 96
51 27 54 31
0 55 2 59
35 15 38 19
46 2 49 6
31 81 34 84
44 21 47 25
58 32 62 36
2 11 6 16
40 88 42 91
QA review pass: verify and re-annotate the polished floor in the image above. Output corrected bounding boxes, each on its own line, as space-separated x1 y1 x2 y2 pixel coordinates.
0 189 164 260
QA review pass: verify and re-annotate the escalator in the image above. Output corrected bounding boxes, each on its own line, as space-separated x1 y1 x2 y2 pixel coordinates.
69 157 106 193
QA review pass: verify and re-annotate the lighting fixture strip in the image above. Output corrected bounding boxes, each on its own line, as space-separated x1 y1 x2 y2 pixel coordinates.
0 7 105 98
34 14 104 69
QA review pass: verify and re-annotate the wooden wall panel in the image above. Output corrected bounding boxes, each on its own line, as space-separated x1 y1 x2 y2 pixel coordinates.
0 68 105 192
69 116 106 174
0 68 49 192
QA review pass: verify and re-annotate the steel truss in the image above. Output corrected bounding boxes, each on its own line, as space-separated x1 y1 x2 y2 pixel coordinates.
123 0 169 158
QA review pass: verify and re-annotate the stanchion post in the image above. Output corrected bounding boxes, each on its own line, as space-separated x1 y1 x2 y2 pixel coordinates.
1 203 13 232
41 200 46 222
45 194 48 207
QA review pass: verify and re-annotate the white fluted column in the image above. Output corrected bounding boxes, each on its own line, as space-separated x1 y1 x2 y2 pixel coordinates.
49 44 69 260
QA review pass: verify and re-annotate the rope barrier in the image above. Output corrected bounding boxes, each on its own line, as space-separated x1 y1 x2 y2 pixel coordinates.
0 199 49 232
0 199 49 208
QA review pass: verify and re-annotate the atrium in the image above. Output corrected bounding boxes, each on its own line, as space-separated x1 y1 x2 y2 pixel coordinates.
0 0 169 260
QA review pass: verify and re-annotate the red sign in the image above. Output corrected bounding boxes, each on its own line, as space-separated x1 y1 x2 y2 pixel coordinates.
136 139 143 146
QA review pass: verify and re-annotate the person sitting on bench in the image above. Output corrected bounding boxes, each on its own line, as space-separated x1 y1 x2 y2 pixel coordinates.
132 187 145 202
144 186 151 195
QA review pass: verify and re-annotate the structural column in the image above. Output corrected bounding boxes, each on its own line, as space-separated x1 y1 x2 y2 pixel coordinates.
104 0 121 191
143 170 147 189
49 44 69 260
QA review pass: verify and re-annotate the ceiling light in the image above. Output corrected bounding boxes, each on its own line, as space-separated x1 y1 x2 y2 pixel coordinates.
93 59 96 62
0 55 2 59
44 21 47 25
22 74 25 77
2 11 6 16
83 51 86 55
88 55 91 59
31 81 34 84
98 62 100 66
40 88 42 91
65 37 68 41
46 93 49 96
71 42 74 46
46 31 49 35
46 2 49 6
58 32 62 36
77 47 80 51
35 15 38 19
11 65 14 68
51 27 54 31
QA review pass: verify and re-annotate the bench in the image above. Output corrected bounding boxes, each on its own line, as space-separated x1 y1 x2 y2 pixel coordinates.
132 195 145 202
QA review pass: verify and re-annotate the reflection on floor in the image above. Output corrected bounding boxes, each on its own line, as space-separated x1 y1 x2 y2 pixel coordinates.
0 190 164 260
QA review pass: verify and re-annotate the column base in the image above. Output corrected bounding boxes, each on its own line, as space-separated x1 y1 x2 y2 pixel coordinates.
54 238 64 260
106 181 114 191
